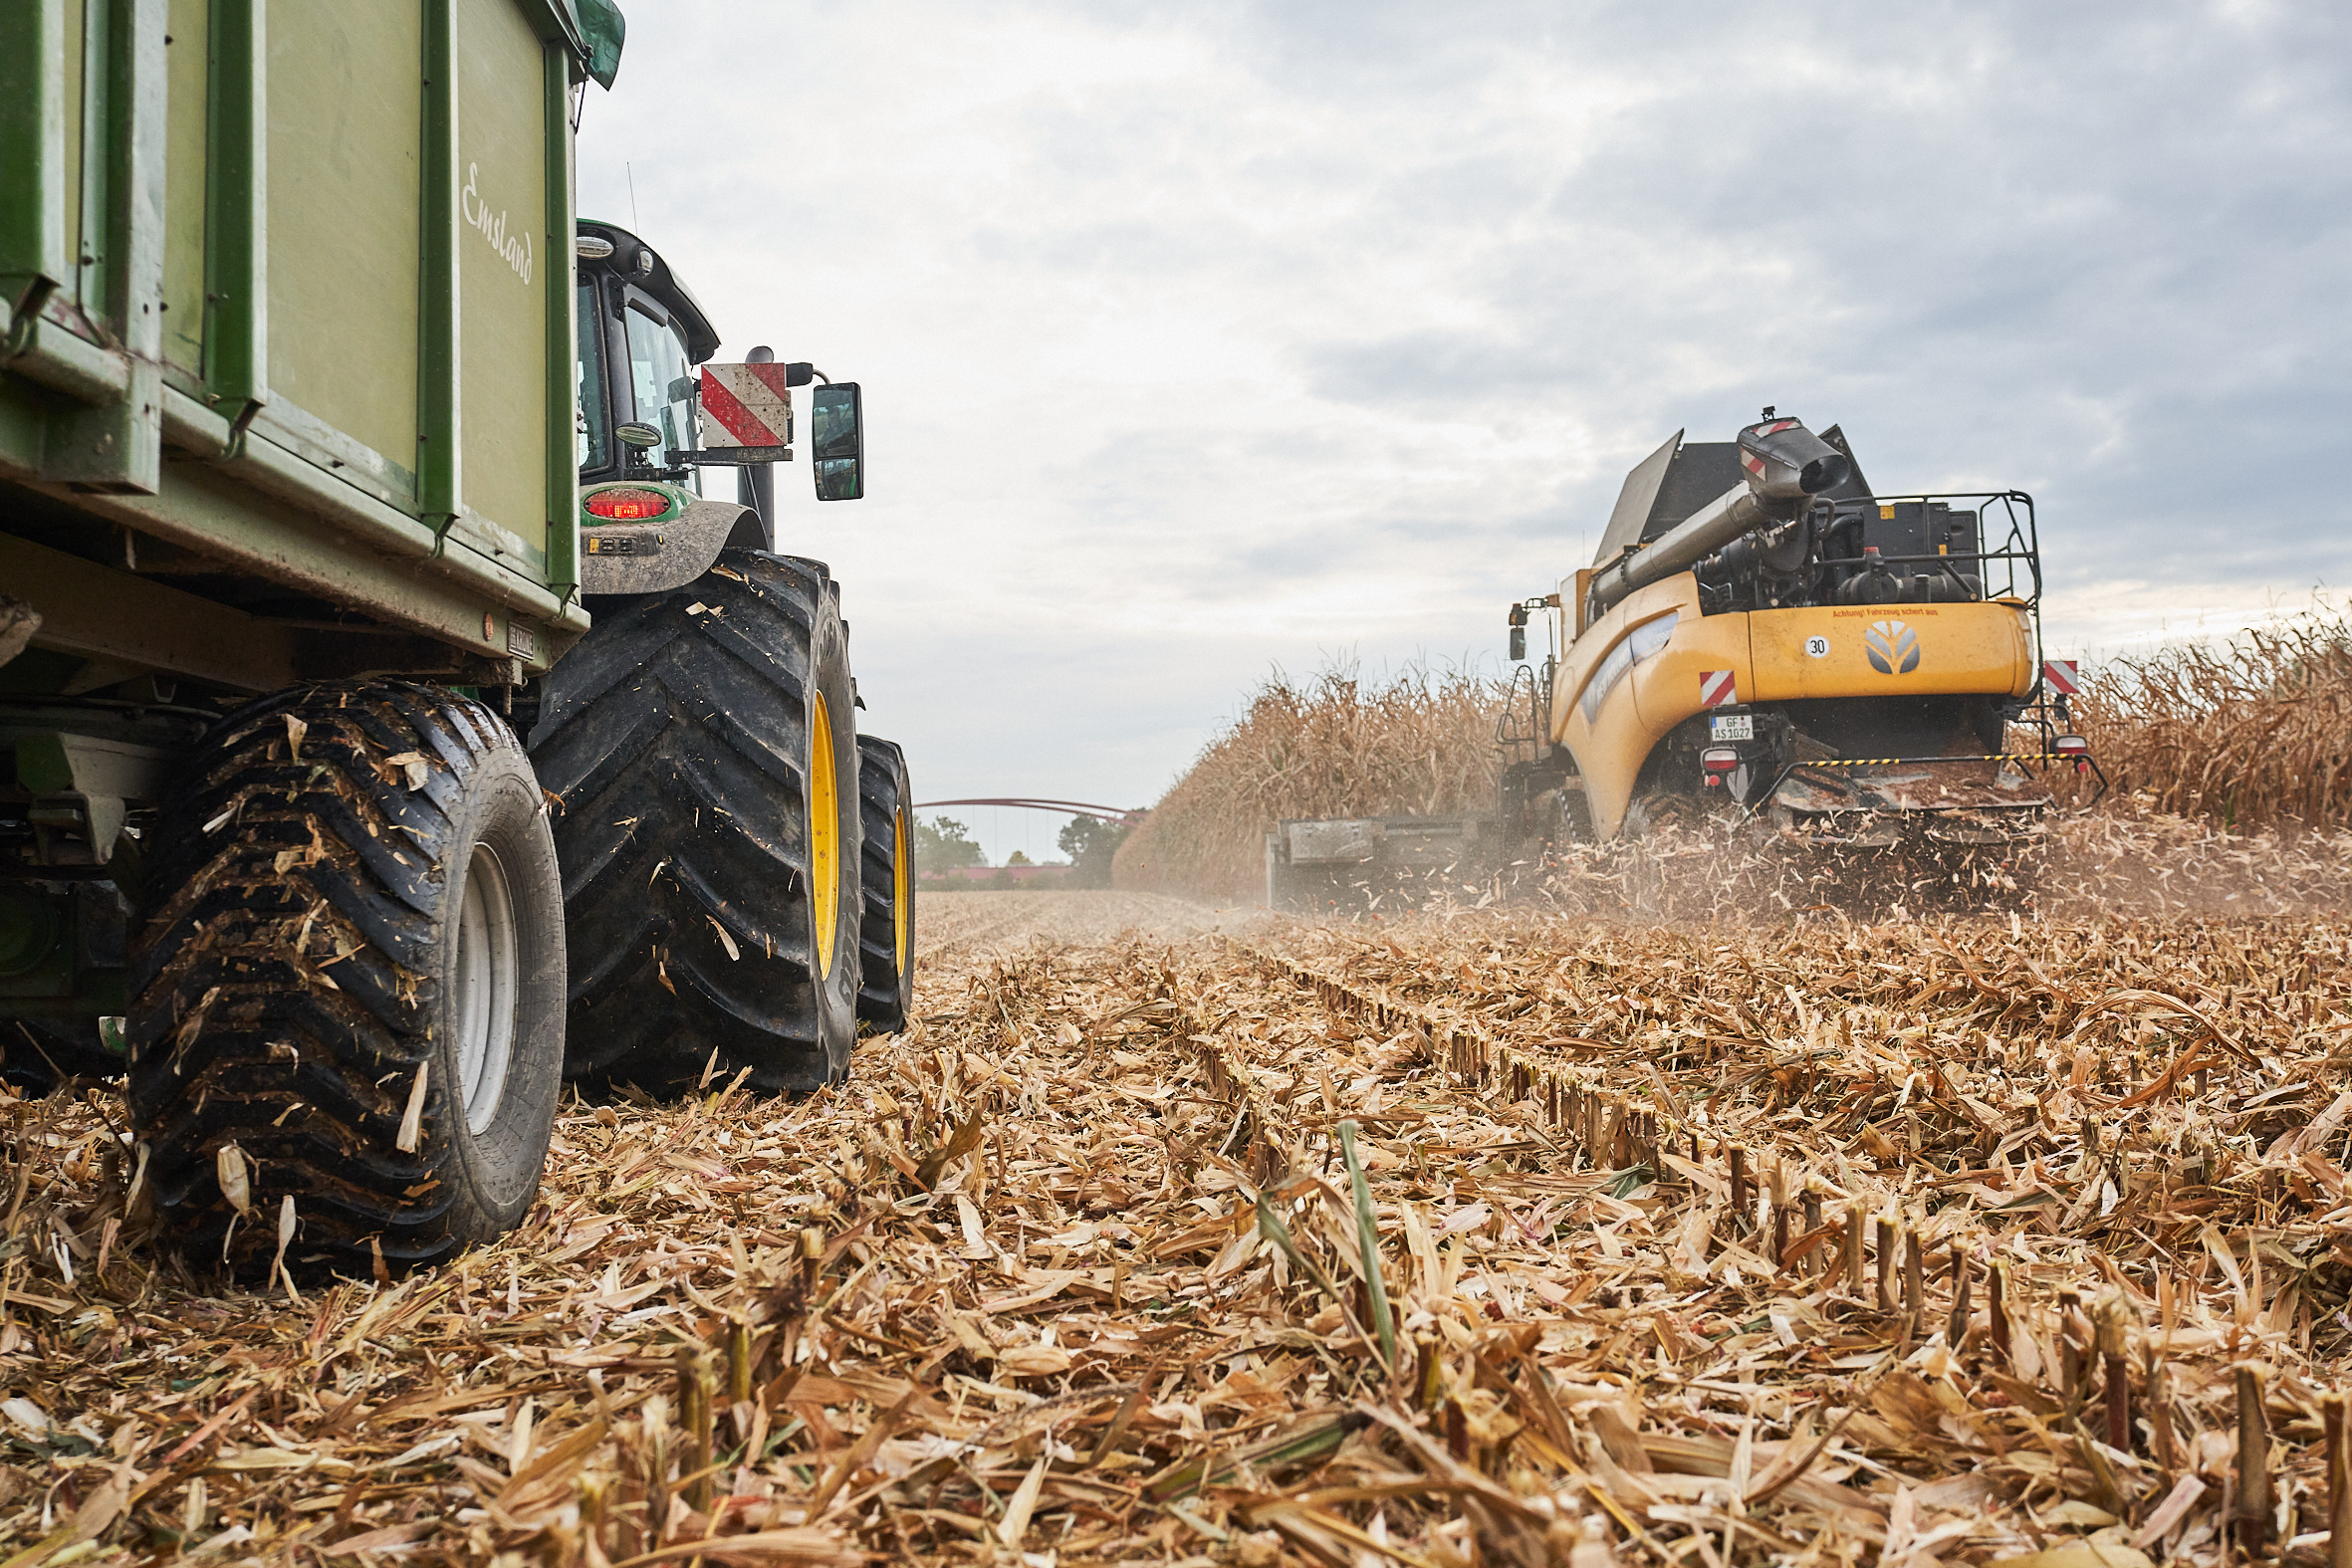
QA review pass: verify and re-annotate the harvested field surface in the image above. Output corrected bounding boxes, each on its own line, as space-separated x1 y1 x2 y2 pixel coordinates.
6 895 2352 1568
914 891 1256 958
1532 810 2352 925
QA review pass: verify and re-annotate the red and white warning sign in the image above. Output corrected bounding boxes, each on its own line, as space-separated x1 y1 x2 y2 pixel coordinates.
2041 658 2080 696
699 362 796 449
1699 670 1737 708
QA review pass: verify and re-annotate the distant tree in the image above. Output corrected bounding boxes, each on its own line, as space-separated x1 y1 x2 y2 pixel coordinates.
1058 813 1132 889
1006 850 1034 866
913 814 985 872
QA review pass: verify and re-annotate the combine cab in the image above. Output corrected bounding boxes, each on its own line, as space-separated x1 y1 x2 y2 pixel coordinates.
1266 413 2101 910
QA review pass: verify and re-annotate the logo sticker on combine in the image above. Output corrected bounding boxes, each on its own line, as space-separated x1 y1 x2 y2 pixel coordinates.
1700 670 1737 708
1865 619 1922 675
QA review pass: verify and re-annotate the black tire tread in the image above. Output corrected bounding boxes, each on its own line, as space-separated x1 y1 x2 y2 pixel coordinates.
125 681 519 1267
529 551 846 1094
854 737 914 1030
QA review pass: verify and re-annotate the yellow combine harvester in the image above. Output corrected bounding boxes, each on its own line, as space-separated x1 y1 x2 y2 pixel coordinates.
1267 412 2100 907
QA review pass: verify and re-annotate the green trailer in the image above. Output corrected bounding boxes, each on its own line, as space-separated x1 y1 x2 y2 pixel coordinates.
0 0 916 1274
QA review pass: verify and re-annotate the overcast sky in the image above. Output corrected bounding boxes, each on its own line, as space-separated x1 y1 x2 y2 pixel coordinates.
578 1 2351 864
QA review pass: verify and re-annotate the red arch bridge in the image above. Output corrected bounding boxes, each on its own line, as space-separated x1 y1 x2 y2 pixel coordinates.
914 798 1148 826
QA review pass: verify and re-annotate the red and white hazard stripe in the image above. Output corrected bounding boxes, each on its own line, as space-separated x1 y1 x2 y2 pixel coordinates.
1699 670 1737 708
699 362 796 448
2041 659 2080 696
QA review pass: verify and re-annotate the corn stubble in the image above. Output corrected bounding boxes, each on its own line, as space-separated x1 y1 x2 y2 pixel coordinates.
7 617 2352 1564
6 888 2352 1568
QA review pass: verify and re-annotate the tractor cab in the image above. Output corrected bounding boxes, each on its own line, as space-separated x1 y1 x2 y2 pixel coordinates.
574 221 723 492
572 221 866 564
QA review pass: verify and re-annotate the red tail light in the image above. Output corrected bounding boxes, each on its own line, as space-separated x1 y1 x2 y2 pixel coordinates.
585 486 670 521
2053 734 2089 756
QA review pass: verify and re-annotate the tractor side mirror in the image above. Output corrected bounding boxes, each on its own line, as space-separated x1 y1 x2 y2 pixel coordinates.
812 383 863 502
1508 625 1527 662
615 422 661 449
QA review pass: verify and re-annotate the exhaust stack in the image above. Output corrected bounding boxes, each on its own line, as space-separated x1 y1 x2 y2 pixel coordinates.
1586 413 1847 617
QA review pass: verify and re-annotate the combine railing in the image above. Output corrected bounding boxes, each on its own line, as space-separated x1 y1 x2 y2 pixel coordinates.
1494 657 1554 769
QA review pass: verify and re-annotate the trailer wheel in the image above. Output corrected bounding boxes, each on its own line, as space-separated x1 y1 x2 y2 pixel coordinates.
529 550 862 1095
125 683 566 1271
853 737 916 1032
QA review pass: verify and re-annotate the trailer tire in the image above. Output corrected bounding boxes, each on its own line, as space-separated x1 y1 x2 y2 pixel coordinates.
125 683 566 1272
529 550 863 1095
853 737 916 1032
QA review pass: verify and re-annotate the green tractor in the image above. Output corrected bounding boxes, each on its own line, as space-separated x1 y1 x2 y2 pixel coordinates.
0 3 913 1273
527 219 918 1096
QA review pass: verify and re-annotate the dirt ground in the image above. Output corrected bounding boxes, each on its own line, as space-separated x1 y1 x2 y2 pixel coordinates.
4 892 2349 1568
912 890 1264 955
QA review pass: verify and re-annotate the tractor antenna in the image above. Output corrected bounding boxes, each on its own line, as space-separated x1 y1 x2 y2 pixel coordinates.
626 162 639 229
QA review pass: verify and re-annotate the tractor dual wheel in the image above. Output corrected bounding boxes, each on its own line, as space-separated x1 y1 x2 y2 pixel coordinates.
126 682 566 1271
529 549 863 1095
854 737 915 1032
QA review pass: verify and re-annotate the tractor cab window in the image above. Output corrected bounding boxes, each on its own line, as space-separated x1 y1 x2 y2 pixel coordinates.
625 302 699 494
576 281 608 473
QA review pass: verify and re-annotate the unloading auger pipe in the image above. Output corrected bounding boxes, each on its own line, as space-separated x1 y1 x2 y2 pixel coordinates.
1585 483 1769 617
1583 414 1852 619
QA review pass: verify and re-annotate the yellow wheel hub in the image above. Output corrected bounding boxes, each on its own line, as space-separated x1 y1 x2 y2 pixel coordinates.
892 807 910 973
810 692 838 978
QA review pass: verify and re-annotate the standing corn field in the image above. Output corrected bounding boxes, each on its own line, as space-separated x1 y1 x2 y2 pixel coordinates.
2066 604 2352 829
1113 609 2352 913
1114 662 1509 902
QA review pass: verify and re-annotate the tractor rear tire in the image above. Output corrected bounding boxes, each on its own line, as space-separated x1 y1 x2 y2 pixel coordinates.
126 683 566 1272
529 550 863 1095
854 737 915 1032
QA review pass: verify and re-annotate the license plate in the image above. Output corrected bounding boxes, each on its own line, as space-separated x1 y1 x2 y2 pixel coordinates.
1710 714 1754 741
